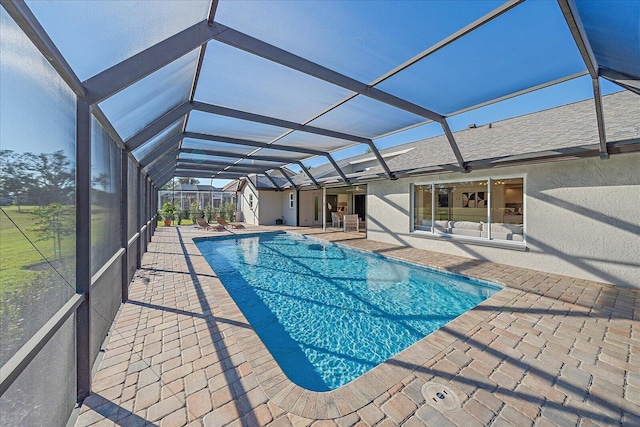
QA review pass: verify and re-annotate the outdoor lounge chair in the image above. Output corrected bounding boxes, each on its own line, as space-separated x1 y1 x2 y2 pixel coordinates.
216 216 245 229
331 212 341 228
343 214 359 232
196 217 224 231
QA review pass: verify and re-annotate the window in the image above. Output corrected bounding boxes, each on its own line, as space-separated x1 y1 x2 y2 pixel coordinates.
413 184 432 231
289 192 294 209
249 193 253 209
314 196 319 221
411 177 524 243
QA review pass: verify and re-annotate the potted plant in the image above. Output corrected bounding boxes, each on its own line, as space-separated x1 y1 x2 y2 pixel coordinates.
161 202 175 226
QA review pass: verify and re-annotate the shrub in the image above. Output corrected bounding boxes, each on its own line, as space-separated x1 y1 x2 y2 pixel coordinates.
174 206 183 225
161 202 175 221
204 206 214 223
220 202 236 222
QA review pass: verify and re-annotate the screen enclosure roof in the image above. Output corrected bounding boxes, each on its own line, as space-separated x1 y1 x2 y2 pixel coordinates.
10 0 640 188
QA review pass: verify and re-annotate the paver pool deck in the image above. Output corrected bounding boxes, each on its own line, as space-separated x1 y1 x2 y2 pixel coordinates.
75 225 640 427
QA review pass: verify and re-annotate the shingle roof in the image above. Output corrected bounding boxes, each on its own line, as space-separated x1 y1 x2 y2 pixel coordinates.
168 184 226 191
245 174 291 190
222 180 241 192
290 142 421 186
380 90 640 176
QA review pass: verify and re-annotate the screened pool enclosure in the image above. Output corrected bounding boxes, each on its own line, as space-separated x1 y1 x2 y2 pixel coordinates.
1 0 639 425
158 184 235 212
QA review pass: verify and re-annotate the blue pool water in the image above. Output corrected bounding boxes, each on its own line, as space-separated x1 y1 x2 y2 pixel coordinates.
195 232 501 391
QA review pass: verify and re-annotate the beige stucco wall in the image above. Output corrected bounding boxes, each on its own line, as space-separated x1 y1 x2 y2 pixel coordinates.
367 152 640 288
298 190 321 226
241 186 295 225
255 190 284 225
240 184 259 225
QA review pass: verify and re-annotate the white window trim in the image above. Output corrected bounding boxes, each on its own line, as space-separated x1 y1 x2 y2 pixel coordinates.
289 192 294 209
410 174 526 248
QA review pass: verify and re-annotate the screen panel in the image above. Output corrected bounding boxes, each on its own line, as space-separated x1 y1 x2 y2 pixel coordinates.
181 138 256 156
195 41 352 123
308 95 424 139
275 131 356 152
186 110 289 142
376 1 586 115
179 152 242 164
90 257 122 362
215 0 504 83
237 159 288 168
27 0 209 80
0 315 76 427
131 120 183 162
90 117 122 276
575 0 640 79
0 9 77 369
127 158 139 239
98 50 198 141
250 148 309 161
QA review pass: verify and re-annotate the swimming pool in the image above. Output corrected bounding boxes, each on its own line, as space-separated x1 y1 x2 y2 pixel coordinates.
195 232 501 391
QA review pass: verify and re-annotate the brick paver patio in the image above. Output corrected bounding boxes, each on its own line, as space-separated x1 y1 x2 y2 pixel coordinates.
75 225 640 426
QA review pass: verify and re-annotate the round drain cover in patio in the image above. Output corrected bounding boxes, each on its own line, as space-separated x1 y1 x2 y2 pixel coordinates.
421 382 461 413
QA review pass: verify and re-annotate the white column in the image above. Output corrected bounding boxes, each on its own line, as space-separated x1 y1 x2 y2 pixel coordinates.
322 186 326 232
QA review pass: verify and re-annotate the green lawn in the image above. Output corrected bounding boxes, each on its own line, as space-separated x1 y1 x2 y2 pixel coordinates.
0 205 75 297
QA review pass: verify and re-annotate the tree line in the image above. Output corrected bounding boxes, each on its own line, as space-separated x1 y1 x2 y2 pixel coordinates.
1 150 76 258
0 149 75 208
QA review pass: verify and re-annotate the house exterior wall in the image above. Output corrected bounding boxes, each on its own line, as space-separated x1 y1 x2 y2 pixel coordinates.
367 152 640 288
256 191 285 225
240 183 259 225
299 190 320 226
